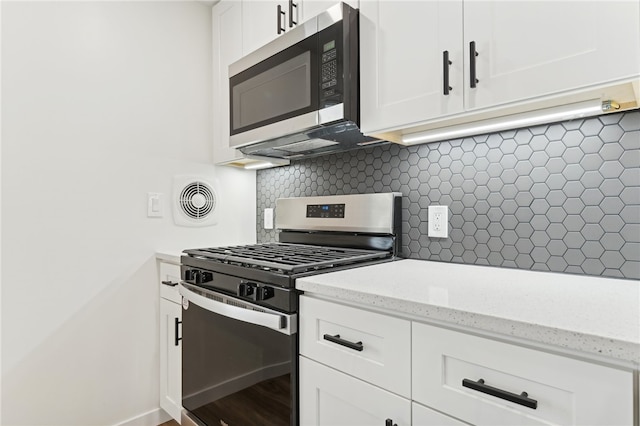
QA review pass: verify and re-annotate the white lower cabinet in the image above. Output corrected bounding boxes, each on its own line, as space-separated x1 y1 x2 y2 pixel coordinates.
300 356 411 426
299 295 636 426
158 260 182 423
412 402 468 426
412 322 634 426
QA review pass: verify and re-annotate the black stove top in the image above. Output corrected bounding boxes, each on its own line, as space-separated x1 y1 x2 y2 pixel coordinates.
183 242 390 274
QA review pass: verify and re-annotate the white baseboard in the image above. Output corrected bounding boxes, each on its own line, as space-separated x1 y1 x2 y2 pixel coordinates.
114 407 172 426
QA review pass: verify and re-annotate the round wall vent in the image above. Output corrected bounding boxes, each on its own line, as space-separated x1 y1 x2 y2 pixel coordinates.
173 176 219 227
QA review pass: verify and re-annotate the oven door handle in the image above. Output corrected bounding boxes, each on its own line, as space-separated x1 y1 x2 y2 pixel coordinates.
179 284 296 335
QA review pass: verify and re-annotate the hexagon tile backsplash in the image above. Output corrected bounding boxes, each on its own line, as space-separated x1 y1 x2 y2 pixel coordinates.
256 111 640 280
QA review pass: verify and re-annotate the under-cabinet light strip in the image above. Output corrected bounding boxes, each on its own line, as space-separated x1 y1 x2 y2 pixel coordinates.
401 99 608 145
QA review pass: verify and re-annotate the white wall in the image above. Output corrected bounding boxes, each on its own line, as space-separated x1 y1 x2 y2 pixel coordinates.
1 1 256 425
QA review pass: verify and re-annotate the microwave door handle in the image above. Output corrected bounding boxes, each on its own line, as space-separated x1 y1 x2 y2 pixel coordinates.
179 284 295 335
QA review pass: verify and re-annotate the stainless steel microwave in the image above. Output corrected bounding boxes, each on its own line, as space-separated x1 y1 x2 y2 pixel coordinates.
228 2 383 160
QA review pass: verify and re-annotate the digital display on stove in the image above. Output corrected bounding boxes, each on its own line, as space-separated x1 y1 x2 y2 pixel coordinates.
307 203 345 218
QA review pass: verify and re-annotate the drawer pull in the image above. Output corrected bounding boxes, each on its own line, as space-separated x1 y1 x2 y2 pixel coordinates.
385 419 397 426
161 280 178 287
323 334 363 352
462 378 538 409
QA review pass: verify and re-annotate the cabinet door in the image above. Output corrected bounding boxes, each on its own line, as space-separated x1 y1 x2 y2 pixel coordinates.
300 357 411 426
464 1 640 111
212 1 245 164
160 298 182 422
360 0 463 135
242 1 285 55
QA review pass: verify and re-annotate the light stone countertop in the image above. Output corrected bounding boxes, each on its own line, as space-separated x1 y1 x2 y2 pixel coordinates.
296 259 640 365
155 250 182 265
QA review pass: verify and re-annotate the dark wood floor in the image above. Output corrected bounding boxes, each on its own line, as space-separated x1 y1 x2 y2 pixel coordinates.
159 420 179 426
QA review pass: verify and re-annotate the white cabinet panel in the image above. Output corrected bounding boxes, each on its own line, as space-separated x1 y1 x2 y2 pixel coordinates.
412 322 634 426
360 0 463 134
300 357 411 426
212 1 246 165
299 295 411 398
160 297 182 422
464 1 640 111
412 402 468 426
242 1 284 55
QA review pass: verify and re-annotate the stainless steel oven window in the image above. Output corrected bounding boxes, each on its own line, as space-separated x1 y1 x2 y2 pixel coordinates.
232 51 311 132
181 285 297 426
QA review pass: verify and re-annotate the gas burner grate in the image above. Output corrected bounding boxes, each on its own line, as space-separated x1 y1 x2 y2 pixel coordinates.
184 243 389 274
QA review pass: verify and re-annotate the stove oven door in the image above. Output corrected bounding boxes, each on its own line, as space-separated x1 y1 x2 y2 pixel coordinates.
179 283 298 426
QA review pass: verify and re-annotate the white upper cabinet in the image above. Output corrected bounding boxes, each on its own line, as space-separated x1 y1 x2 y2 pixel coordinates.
360 0 464 133
464 1 640 111
242 1 289 55
242 1 358 55
212 0 245 165
361 0 640 136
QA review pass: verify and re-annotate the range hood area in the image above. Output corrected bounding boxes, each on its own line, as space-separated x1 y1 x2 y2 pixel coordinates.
237 121 386 160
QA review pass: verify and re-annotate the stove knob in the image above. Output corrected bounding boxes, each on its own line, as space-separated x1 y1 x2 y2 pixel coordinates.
255 286 274 301
237 282 254 297
184 269 197 282
200 272 213 284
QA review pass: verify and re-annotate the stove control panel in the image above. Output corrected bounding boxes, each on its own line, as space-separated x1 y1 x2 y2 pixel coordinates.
183 269 213 285
306 203 345 218
238 281 274 301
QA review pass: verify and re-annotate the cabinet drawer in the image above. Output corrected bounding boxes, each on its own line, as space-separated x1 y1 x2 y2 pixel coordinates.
412 322 634 426
412 402 468 426
159 261 181 304
300 296 411 398
300 357 410 426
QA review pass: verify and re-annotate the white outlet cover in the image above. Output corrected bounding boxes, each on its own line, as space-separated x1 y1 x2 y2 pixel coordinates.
428 205 448 238
264 208 274 229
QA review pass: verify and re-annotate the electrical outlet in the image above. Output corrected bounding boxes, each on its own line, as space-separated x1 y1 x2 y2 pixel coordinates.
428 205 448 238
264 208 274 229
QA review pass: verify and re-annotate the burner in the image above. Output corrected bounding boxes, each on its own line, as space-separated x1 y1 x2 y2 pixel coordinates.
184 243 389 274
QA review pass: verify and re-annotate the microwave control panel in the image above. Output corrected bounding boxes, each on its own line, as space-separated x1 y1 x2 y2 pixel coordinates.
319 21 343 108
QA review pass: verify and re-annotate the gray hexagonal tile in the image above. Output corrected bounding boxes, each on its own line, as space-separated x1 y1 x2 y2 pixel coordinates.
582 223 605 241
545 124 567 140
601 251 625 268
601 233 625 250
620 205 640 224
530 230 551 246
563 181 585 198
548 256 569 271
600 197 624 215
620 261 640 279
581 259 606 275
619 112 640 131
621 224 640 242
547 222 568 238
548 240 568 256
621 243 640 261
599 160 624 179
563 198 585 215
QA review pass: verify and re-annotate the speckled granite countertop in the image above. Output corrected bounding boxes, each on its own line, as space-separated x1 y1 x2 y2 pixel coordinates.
296 259 640 365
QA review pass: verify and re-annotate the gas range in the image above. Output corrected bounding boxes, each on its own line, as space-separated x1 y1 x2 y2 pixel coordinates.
181 193 402 311
179 193 402 426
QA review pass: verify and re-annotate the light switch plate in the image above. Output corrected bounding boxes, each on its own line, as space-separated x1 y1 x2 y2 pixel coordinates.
147 192 163 218
264 208 274 229
428 205 448 238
